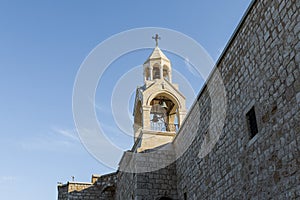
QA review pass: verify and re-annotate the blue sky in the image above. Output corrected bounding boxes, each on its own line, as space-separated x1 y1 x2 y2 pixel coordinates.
0 1 251 199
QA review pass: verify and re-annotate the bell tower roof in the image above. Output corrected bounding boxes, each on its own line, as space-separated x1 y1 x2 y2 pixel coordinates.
144 46 170 63
144 34 170 63
143 34 173 84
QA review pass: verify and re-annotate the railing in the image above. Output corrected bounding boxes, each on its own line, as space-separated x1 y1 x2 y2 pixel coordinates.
150 122 178 132
150 121 166 131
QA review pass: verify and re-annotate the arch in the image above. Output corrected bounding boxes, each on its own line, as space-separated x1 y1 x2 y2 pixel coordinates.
147 91 182 109
148 92 181 132
145 67 151 80
100 186 116 200
152 63 160 79
163 65 170 81
134 100 142 124
102 185 115 192
133 100 143 138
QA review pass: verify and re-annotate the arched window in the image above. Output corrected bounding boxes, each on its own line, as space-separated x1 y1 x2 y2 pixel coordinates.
153 65 160 79
145 67 151 80
134 101 143 139
150 95 178 132
163 65 169 80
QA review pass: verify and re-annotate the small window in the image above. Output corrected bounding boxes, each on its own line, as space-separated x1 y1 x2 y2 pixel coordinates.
246 106 258 139
184 192 187 200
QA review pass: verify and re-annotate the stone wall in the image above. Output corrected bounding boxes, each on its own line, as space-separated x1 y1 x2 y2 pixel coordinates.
173 0 300 199
115 169 136 200
58 0 300 199
57 182 95 200
57 172 117 200
116 145 178 200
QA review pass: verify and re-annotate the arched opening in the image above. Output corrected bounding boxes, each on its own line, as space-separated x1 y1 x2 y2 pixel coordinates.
101 186 115 200
150 94 179 132
145 67 151 80
153 64 160 79
134 100 142 139
163 65 169 81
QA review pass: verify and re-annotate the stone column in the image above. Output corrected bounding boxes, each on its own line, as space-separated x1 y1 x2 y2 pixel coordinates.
178 110 187 127
168 69 172 82
160 64 163 80
142 105 152 130
149 67 153 80
143 69 146 82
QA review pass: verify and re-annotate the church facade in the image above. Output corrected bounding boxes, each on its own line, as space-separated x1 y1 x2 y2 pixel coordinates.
58 0 300 199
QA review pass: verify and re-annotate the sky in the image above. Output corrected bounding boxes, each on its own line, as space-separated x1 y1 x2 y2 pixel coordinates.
0 1 251 199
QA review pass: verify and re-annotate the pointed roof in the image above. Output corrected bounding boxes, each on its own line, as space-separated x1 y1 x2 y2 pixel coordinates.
144 46 170 63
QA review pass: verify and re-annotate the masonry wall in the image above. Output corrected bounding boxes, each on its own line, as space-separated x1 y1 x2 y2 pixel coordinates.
116 146 178 200
57 173 117 200
115 153 136 200
174 0 300 199
58 0 300 199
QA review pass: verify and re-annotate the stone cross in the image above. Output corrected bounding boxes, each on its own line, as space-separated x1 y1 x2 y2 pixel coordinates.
152 34 161 47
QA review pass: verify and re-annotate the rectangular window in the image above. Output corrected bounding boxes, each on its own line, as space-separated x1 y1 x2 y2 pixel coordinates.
246 106 258 139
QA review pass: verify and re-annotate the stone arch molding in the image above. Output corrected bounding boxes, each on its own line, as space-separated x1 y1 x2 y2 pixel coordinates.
146 90 181 109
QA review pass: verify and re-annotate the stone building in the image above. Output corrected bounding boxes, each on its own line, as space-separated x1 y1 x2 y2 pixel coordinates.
57 0 300 199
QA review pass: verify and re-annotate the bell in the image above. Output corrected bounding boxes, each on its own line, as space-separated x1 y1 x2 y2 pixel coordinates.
151 114 159 122
161 101 168 109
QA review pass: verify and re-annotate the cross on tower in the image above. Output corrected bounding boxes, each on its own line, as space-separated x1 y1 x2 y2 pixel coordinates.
152 34 161 47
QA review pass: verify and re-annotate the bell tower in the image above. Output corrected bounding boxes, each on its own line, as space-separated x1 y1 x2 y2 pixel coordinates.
133 34 187 152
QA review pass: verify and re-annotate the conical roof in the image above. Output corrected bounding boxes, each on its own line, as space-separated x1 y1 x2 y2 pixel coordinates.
144 46 170 63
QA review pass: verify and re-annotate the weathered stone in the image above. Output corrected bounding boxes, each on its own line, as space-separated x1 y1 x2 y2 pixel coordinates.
57 1 300 199
295 51 300 64
294 79 300 92
294 21 300 35
296 92 300 104
273 171 281 183
285 86 295 101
